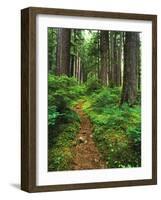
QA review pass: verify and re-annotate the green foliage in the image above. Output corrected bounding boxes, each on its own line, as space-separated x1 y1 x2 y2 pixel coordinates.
48 28 58 72
48 75 85 106
60 109 80 123
48 122 80 171
48 74 141 170
83 88 141 168
71 30 100 79
48 105 59 126
127 125 141 144
91 87 121 108
86 76 102 93
48 28 142 170
48 74 85 121
48 74 82 171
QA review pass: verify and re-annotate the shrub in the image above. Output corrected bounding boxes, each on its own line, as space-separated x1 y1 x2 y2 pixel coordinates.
92 88 121 110
48 74 84 123
86 76 102 93
48 105 59 126
48 74 82 171
83 88 141 168
48 122 80 171
48 75 85 101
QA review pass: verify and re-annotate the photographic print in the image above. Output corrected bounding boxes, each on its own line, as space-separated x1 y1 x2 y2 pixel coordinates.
48 28 141 171
21 7 157 192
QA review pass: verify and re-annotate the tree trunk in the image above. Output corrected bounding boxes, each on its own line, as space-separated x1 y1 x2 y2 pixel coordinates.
121 32 138 105
78 56 81 83
113 33 118 85
108 31 112 84
97 30 100 79
111 32 122 87
117 32 123 86
100 30 109 85
70 55 74 77
136 34 141 90
109 31 114 85
56 28 71 75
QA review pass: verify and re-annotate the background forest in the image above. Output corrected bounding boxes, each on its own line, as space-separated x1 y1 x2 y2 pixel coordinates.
48 28 141 171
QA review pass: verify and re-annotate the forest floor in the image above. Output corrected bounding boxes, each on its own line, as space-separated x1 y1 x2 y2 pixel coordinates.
48 76 141 170
72 101 106 170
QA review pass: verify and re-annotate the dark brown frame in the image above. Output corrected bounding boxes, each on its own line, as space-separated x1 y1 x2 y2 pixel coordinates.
21 7 157 193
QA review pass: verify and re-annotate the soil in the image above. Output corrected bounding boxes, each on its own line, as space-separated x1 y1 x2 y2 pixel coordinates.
72 101 106 170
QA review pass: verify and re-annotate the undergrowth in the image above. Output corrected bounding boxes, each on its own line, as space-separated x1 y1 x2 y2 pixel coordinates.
48 122 80 171
48 75 83 171
83 86 141 168
48 75 141 170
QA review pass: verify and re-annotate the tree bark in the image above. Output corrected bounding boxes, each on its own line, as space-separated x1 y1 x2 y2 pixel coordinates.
113 33 118 85
97 31 100 79
121 32 138 105
110 32 122 87
70 55 74 77
117 32 123 86
136 34 141 90
56 28 71 75
100 30 109 85
109 31 114 85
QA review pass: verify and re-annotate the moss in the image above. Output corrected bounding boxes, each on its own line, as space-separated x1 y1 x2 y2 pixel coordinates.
48 74 141 170
48 122 80 171
82 88 141 168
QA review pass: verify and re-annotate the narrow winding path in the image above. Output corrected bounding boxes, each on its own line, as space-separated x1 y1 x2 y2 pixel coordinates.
72 102 105 170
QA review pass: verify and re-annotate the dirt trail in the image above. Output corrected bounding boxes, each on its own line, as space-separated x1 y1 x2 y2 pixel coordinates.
72 102 105 170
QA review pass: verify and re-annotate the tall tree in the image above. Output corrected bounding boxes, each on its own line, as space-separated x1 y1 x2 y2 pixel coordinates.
108 31 113 84
48 28 58 72
117 32 123 86
112 33 117 85
97 31 100 79
136 34 141 90
100 30 109 85
121 32 139 105
56 28 71 75
110 32 123 87
70 30 85 82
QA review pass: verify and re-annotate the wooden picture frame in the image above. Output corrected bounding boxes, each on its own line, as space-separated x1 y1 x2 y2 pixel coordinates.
21 7 157 192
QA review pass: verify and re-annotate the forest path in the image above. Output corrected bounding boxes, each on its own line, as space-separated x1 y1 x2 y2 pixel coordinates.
72 101 105 170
